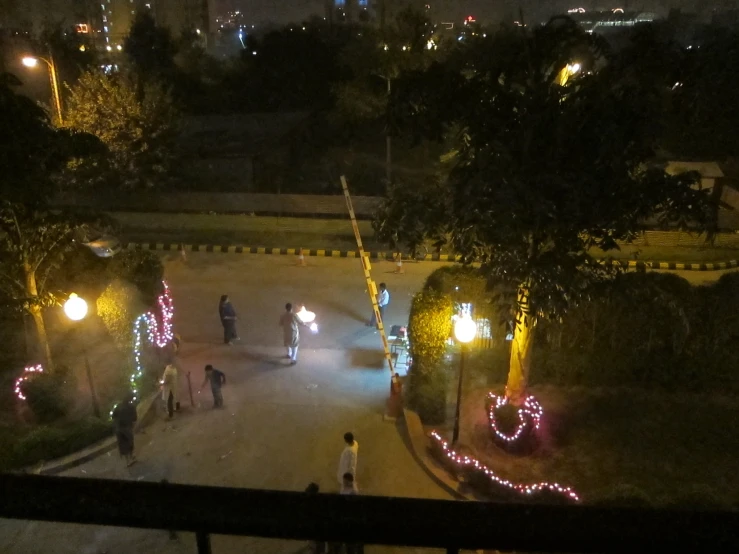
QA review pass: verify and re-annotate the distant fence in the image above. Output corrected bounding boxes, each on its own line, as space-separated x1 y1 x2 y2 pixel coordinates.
53 193 383 218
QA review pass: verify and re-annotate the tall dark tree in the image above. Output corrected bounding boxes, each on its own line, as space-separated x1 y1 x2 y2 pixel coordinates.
379 18 713 401
0 73 102 369
124 11 176 94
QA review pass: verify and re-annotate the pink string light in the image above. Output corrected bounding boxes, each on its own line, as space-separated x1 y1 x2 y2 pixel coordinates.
487 392 543 443
429 431 580 502
14 364 44 401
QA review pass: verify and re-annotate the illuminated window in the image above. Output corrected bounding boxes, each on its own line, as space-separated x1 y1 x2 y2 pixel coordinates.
75 23 89 33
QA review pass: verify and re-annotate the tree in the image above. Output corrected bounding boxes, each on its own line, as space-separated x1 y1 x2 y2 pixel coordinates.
0 73 102 369
334 5 438 183
381 18 713 401
123 11 176 93
64 70 178 190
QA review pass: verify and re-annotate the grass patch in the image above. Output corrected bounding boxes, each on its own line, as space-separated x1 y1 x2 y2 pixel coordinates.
589 244 739 263
462 386 739 508
0 417 113 472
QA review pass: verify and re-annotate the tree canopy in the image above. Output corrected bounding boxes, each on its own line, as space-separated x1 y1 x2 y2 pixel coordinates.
379 17 714 399
64 70 178 190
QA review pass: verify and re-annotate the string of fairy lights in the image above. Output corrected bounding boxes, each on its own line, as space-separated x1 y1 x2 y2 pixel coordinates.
14 364 43 401
112 280 175 417
487 392 543 443
430 430 580 502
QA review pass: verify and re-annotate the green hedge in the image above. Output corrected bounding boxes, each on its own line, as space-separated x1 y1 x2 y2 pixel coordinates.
533 272 739 391
407 290 453 424
3 417 112 471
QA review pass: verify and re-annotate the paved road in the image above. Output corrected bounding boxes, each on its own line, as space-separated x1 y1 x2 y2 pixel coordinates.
2 253 736 553
0 254 452 554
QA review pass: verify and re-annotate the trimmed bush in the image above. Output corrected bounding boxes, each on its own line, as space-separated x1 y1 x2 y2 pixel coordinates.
97 279 145 350
11 417 112 468
20 366 74 423
407 290 453 424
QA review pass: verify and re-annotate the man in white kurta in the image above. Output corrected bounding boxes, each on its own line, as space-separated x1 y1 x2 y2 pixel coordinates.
160 364 179 418
279 302 307 365
337 432 359 486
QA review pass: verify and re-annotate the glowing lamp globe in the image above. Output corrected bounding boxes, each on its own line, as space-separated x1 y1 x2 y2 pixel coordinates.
454 316 477 344
64 293 88 321
22 57 38 68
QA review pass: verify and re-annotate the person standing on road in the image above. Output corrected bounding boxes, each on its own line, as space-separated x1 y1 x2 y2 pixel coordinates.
337 432 359 487
160 363 179 419
367 283 390 329
112 392 138 467
199 364 226 408
219 294 239 345
279 303 308 365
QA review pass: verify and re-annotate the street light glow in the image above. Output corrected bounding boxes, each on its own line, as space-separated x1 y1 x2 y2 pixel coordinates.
454 315 477 344
22 57 38 68
64 293 88 321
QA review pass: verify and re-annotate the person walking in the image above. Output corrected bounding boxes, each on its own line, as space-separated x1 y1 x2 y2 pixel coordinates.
218 294 239 345
367 283 390 329
337 432 359 487
279 303 308 365
199 364 226 408
112 392 138 467
160 363 179 419
339 473 364 554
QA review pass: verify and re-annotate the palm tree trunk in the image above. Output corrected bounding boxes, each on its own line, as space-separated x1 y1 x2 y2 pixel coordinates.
506 283 535 404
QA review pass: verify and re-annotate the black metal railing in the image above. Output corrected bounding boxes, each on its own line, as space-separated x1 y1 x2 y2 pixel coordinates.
1 474 738 553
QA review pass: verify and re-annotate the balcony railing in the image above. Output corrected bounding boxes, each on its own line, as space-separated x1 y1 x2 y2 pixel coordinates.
1 474 738 553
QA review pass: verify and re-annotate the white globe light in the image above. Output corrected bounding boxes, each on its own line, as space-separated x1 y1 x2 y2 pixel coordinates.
64 293 88 321
454 317 477 344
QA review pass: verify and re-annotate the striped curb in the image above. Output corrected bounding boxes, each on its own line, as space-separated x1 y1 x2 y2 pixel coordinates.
124 242 457 262
124 243 739 271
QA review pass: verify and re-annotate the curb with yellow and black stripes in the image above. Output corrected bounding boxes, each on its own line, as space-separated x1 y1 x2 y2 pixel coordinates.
123 242 739 271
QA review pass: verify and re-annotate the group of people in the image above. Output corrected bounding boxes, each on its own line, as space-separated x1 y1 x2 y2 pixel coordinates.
220 294 316 365
304 432 363 553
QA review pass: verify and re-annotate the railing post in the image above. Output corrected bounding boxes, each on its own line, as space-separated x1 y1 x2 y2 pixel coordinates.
196 531 212 554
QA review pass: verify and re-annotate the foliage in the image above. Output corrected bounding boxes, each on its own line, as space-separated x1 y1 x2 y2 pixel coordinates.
97 279 142 351
528 272 739 392
664 29 739 159
41 23 98 87
106 250 164 306
8 417 112 470
20 366 74 423
123 11 176 87
373 174 449 256
64 71 179 190
407 290 453 423
382 17 714 393
423 266 496 317
0 73 101 200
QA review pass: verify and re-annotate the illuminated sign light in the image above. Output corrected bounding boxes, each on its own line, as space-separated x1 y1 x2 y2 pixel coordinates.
76 23 89 33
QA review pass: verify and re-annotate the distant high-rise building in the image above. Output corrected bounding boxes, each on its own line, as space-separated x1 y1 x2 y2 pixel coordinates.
99 0 211 48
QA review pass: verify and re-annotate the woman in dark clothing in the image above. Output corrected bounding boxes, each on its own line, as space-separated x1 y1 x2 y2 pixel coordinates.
218 294 239 345
112 392 138 467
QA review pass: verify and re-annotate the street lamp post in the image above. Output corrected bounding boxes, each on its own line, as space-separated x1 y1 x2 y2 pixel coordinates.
64 293 100 418
22 55 63 126
452 315 477 444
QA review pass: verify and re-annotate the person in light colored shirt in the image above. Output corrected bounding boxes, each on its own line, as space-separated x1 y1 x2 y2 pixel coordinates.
340 472 358 495
367 283 390 329
279 302 308 365
337 432 359 486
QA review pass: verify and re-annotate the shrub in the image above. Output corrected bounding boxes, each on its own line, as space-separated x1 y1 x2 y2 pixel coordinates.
407 290 453 423
107 250 164 306
20 366 74 423
97 279 145 350
12 417 112 468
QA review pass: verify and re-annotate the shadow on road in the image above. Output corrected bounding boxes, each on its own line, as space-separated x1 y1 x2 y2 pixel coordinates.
348 348 386 370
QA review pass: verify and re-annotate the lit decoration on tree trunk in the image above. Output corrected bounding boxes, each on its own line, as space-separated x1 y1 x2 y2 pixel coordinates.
487 392 543 443
111 281 175 416
14 364 44 401
429 431 580 502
